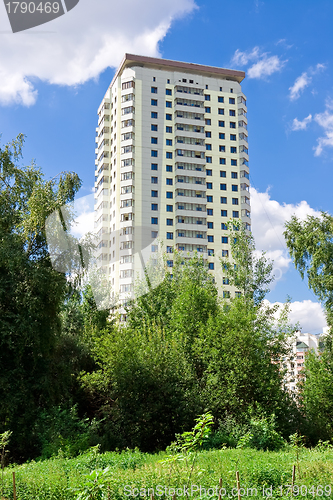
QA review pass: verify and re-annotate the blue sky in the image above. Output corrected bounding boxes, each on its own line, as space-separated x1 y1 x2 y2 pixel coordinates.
0 0 332 332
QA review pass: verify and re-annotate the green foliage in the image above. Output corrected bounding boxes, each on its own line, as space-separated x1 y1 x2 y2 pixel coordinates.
0 135 82 460
221 221 274 305
284 213 333 322
237 415 285 451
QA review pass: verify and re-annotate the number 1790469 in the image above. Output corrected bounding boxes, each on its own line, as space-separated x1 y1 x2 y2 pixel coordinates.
5 2 60 14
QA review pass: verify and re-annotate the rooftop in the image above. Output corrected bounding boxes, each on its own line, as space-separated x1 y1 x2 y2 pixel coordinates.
111 53 245 87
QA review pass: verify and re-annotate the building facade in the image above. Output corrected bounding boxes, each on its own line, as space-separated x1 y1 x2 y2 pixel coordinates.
94 54 249 305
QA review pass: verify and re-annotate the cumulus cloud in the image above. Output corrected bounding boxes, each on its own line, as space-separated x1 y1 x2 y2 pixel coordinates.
289 63 326 101
0 0 196 106
231 46 286 80
264 299 327 335
291 114 312 131
250 187 321 279
313 99 333 156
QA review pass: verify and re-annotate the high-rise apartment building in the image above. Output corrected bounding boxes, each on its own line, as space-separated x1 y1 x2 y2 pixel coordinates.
94 54 249 305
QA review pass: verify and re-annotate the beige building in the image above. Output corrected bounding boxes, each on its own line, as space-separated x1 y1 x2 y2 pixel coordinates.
283 331 327 393
94 54 250 305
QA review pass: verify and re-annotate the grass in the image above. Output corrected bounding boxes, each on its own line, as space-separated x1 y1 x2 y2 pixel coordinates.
2 447 333 500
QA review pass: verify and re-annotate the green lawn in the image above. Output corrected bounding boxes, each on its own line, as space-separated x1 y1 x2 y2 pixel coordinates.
2 447 333 500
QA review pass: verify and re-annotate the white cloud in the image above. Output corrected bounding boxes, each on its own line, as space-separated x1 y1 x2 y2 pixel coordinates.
289 72 311 101
314 99 333 156
289 63 326 101
231 46 286 80
250 187 321 279
231 47 260 66
264 299 327 334
248 55 286 79
291 114 312 131
0 0 196 106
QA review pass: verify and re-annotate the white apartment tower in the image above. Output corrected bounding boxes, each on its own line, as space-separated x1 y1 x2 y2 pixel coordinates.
94 54 249 305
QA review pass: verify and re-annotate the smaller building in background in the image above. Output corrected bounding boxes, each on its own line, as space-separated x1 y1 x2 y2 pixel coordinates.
283 329 328 393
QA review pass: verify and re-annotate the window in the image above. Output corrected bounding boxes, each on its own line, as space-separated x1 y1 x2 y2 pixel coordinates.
206 169 212 176
166 139 173 146
220 183 226 190
151 203 158 210
207 208 213 215
151 99 158 106
166 101 172 108
232 198 239 205
151 137 158 144
208 249 214 256
166 126 172 133
151 112 158 119
232 211 239 218
206 182 213 189
167 232 174 239
151 176 158 184
220 170 226 177
231 159 237 166
206 157 212 163
229 97 235 104
205 119 211 125
166 245 173 253
222 250 229 257
151 230 158 238
219 133 225 139
218 108 224 115
205 107 211 113
166 191 173 199
166 152 173 159
230 146 237 153
206 144 212 150
166 89 172 95
153 77 156 81
230 122 236 128
221 223 228 230
221 210 228 216
219 145 225 152
151 245 158 252
151 87 157 93
219 120 225 127
151 190 158 197
208 235 214 242
151 150 158 157
166 178 173 185
167 260 173 267
229 109 236 116
232 185 238 192
230 135 236 141
151 124 158 131
151 163 158 170
151 217 158 224
222 236 228 244
205 131 211 138
218 96 224 103
166 219 173 226
220 158 226 165
207 195 213 202
166 113 172 120
166 165 173 172
207 222 213 229
235 291 242 298
231 172 238 179
205 94 211 101
166 205 173 212
221 197 227 204
208 262 214 270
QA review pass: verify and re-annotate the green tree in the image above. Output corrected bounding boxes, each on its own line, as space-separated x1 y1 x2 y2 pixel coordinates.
0 135 82 459
284 213 333 324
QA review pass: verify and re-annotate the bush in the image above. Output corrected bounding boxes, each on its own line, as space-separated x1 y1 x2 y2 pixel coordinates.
237 415 285 451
